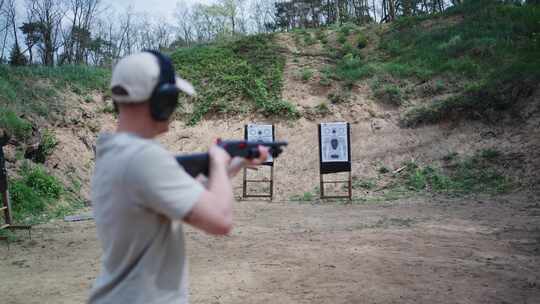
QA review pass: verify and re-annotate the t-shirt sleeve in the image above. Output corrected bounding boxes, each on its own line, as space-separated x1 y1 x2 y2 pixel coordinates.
124 144 205 219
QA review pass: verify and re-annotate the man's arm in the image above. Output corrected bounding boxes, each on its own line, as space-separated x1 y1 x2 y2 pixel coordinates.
183 146 269 235
183 145 233 235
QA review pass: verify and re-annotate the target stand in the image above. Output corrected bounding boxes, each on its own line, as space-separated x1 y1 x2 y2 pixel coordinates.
242 124 276 200
318 122 352 201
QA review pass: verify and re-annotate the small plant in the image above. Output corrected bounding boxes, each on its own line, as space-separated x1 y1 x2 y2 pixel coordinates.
435 80 445 92
379 166 390 174
298 68 314 82
304 34 316 45
290 191 314 202
319 73 332 86
102 102 116 114
353 178 376 190
337 33 348 45
374 84 403 106
328 91 350 104
356 32 368 49
315 102 330 115
479 148 501 160
442 152 459 162
39 129 58 160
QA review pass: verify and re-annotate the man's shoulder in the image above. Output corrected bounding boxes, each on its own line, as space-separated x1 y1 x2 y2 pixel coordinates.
97 133 166 157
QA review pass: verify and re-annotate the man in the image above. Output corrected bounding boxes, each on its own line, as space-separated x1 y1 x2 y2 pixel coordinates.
89 51 268 304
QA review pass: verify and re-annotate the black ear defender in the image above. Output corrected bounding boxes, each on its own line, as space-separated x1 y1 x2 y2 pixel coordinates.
145 50 180 121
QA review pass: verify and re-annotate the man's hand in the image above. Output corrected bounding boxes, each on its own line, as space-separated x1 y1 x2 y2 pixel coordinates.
209 144 231 170
245 145 270 167
228 146 269 178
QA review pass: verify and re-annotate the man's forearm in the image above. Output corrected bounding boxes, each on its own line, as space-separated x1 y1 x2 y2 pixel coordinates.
207 162 234 216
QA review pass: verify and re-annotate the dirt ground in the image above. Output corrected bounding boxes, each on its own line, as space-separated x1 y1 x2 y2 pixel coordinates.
1 192 540 304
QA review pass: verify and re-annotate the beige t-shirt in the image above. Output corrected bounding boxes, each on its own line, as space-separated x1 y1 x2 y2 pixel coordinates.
89 133 204 304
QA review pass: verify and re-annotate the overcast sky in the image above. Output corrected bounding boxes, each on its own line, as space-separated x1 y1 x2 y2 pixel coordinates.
102 0 213 21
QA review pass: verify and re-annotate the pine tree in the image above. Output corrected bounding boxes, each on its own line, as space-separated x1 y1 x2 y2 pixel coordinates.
9 44 28 66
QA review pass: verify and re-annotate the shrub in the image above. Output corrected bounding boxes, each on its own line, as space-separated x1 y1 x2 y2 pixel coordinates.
40 129 58 159
341 42 357 57
9 162 64 222
337 33 348 45
356 32 368 49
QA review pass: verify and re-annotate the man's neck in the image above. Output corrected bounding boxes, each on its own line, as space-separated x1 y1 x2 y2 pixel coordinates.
116 125 157 139
116 115 159 139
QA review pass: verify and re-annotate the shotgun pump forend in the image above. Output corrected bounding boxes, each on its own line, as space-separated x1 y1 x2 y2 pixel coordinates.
176 140 288 177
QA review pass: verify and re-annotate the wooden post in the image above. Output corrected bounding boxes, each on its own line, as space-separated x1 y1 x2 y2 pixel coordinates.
2 190 12 225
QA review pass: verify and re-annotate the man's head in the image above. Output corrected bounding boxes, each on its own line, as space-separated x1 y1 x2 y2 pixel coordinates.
111 51 195 136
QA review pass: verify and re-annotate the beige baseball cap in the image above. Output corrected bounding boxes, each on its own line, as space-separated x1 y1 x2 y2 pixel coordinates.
110 52 196 103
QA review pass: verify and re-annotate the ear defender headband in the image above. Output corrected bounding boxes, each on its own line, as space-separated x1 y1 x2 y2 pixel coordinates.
145 50 180 122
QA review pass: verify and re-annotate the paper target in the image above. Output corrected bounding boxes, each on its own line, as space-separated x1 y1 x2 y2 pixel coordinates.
246 124 274 163
320 122 349 163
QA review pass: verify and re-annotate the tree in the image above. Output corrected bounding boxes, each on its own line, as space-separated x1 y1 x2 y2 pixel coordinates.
9 43 27 66
63 0 101 64
20 22 43 64
26 0 66 66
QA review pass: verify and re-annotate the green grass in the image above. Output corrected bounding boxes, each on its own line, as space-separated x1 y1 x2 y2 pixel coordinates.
383 1 540 126
9 161 64 223
353 149 514 203
333 54 374 82
401 150 514 195
0 108 32 141
322 1 539 127
171 34 298 125
0 65 109 121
